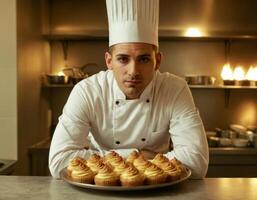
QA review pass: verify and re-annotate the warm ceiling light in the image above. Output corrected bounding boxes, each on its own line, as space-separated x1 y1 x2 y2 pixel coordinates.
221 63 233 80
233 66 245 80
184 27 203 37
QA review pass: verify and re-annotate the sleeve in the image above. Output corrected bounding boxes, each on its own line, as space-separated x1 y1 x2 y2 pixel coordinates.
49 84 97 178
164 84 209 179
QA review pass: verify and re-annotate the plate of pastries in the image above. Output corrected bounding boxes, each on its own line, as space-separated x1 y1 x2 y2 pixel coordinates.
60 151 191 191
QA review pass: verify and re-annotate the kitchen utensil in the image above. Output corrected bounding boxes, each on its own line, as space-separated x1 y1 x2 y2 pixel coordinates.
229 124 247 133
208 137 219 147
46 74 70 84
219 138 232 147
185 75 216 85
232 138 249 147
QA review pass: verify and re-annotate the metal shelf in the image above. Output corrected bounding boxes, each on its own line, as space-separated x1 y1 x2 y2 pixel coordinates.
42 83 74 88
189 85 257 89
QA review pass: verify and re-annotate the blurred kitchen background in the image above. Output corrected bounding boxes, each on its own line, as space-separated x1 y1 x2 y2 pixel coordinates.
1 0 257 177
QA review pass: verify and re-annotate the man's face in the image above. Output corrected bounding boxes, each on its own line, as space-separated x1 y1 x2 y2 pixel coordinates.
105 43 162 99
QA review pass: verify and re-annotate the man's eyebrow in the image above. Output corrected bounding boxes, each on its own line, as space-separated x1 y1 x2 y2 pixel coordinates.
138 54 151 57
115 54 129 57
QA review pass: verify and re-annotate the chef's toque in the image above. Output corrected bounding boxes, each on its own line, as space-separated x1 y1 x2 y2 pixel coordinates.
106 0 159 47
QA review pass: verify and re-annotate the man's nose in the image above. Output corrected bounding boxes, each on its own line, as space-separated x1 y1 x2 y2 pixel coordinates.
127 61 139 76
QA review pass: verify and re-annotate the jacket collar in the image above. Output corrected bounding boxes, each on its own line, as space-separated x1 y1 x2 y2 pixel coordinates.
112 71 157 101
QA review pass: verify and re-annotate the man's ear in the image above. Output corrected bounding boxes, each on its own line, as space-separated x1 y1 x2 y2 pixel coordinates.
105 52 113 70
155 52 162 70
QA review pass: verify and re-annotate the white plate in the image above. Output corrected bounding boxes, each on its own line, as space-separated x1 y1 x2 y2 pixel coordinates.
60 167 191 191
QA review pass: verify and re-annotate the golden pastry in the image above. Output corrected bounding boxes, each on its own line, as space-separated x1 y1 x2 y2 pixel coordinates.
170 158 187 178
70 163 95 184
159 162 181 181
94 164 120 186
133 155 153 173
144 164 167 185
67 156 86 177
126 150 140 164
104 151 124 168
87 153 103 172
152 153 169 167
114 160 129 176
120 164 145 186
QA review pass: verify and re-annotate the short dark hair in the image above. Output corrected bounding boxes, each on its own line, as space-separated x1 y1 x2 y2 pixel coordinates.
108 44 158 54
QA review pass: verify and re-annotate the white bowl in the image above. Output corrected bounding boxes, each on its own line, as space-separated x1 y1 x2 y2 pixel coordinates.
233 138 249 147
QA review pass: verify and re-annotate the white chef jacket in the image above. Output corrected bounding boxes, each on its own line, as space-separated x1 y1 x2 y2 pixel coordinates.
49 70 209 178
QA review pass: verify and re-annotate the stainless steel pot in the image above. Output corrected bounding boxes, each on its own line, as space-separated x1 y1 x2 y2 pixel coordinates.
185 75 216 85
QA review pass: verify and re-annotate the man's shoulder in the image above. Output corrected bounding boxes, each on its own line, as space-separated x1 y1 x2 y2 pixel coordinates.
156 71 187 88
73 70 113 99
78 70 113 87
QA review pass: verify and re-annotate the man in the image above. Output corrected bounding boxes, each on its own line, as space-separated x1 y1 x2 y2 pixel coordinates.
49 0 209 179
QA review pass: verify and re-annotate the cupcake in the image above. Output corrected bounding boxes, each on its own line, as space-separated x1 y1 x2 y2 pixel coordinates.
126 150 140 164
89 160 106 174
120 164 145 187
133 155 153 173
67 156 85 177
159 162 180 182
170 158 187 178
87 154 104 173
94 164 120 186
104 151 124 169
71 163 95 184
114 161 129 176
144 164 167 185
152 153 169 167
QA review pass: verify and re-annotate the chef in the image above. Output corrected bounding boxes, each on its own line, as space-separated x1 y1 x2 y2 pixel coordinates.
49 0 209 179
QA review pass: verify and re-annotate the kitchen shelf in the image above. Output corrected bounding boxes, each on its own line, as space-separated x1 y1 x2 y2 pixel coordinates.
43 29 257 42
189 85 257 89
41 83 257 89
42 83 74 88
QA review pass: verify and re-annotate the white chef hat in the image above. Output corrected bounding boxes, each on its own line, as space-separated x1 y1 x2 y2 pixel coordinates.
106 0 159 47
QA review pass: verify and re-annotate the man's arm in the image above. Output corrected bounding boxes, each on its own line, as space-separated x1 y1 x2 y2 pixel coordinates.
49 84 96 178
164 84 209 179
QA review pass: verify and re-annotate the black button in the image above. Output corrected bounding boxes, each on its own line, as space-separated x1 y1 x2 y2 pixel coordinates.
146 99 150 103
141 138 146 142
115 101 119 105
116 141 120 144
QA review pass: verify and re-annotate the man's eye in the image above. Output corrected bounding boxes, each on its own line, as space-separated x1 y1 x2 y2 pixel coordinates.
117 57 129 63
138 57 150 63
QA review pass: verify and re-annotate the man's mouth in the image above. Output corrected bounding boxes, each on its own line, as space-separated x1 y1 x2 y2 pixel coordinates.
124 80 142 87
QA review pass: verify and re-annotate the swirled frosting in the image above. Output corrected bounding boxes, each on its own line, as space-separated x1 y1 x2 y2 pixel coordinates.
87 154 103 169
120 165 143 180
170 158 182 166
152 153 169 166
126 151 140 163
133 156 152 173
144 164 166 178
105 151 124 168
71 163 95 178
89 160 105 173
95 165 119 179
114 161 129 175
67 156 85 172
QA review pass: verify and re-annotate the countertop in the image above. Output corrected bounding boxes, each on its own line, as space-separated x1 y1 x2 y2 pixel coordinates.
0 176 257 200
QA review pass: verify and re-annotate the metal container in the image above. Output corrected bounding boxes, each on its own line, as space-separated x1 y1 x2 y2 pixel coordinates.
46 75 70 84
185 75 216 85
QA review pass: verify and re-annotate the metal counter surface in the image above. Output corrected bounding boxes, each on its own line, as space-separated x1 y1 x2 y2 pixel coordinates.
0 176 257 200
